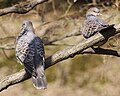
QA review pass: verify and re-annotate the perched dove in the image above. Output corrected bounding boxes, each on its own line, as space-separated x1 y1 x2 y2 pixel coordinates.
16 20 47 89
81 7 112 46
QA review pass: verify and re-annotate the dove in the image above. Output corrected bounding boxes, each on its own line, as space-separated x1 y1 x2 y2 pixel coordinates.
16 20 47 89
81 7 114 46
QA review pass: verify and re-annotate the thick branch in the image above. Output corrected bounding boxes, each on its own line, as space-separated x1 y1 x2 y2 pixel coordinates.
0 25 118 92
45 26 117 68
0 0 48 16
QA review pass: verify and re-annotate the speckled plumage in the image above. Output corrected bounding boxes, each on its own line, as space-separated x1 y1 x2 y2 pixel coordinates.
16 20 47 89
81 7 109 38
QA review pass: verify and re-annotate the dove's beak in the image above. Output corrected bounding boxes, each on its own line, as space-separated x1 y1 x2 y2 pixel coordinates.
98 13 102 16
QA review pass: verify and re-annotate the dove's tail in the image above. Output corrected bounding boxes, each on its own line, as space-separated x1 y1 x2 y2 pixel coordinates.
32 65 47 89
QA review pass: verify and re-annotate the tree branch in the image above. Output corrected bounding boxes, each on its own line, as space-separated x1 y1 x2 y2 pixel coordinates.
82 47 120 57
0 0 49 16
44 28 81 45
0 25 119 92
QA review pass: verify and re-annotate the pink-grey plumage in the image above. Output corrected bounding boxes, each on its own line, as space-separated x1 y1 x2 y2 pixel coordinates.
81 7 109 39
16 20 47 89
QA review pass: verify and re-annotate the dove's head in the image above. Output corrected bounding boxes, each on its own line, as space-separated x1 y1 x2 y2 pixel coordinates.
86 7 101 17
21 20 34 32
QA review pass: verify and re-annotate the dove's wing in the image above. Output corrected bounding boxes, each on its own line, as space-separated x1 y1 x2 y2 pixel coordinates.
32 37 47 89
81 17 108 38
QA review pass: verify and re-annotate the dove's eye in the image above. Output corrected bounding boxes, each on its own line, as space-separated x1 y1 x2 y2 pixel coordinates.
23 23 25 26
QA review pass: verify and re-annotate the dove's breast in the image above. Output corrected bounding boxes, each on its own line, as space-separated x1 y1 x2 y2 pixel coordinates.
16 33 35 63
